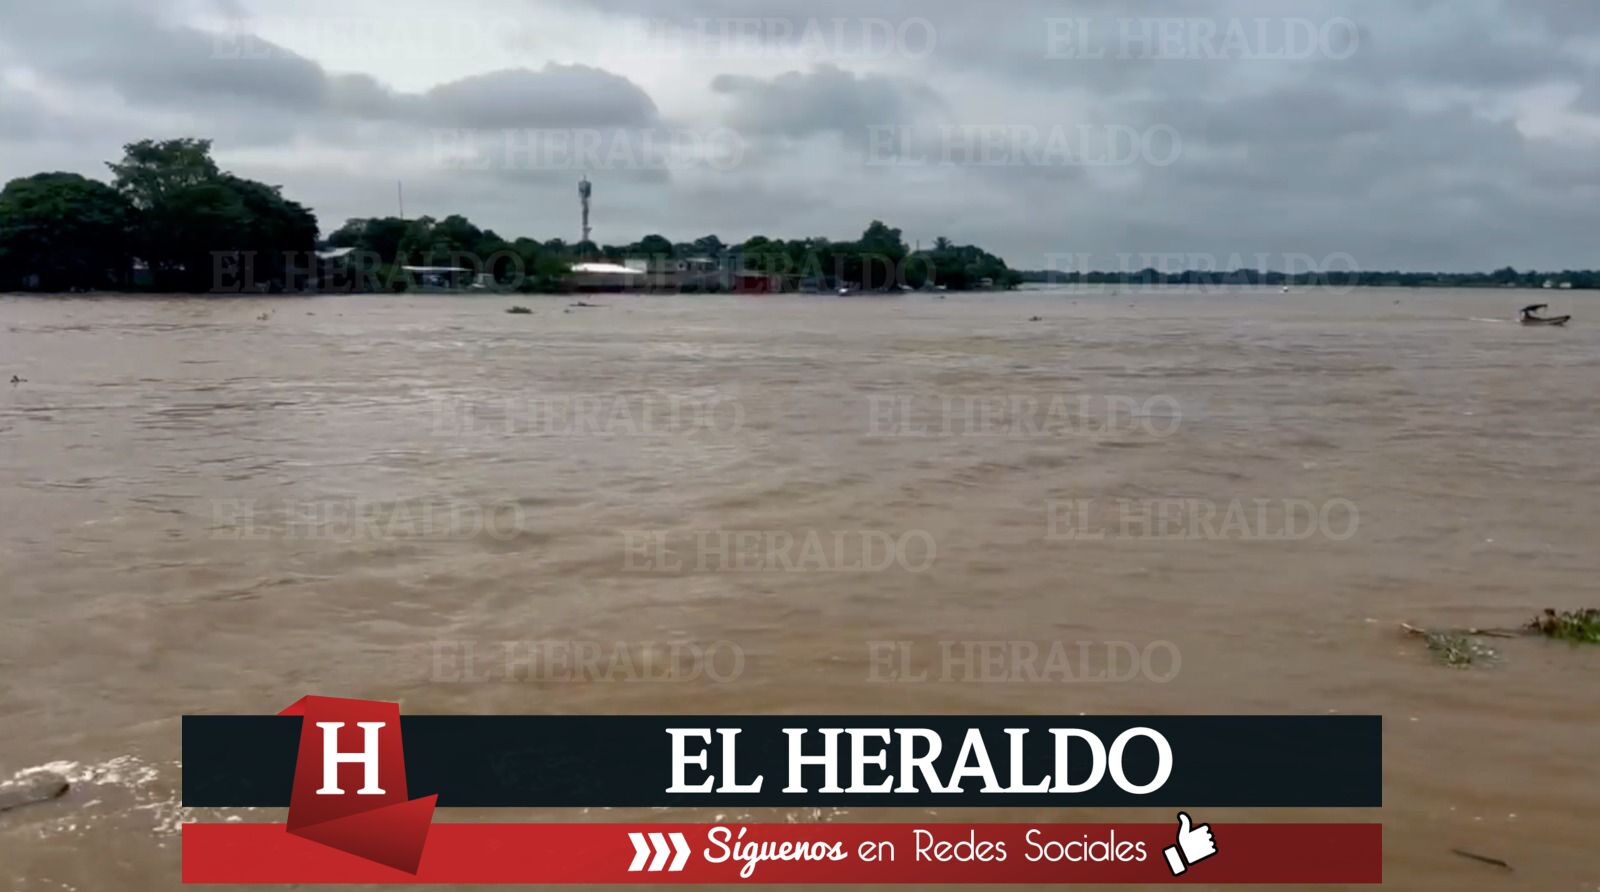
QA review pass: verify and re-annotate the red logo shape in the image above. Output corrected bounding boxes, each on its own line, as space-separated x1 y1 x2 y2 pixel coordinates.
277 696 437 873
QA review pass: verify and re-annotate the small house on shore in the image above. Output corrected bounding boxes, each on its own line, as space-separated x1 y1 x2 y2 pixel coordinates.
570 261 647 292
402 265 474 290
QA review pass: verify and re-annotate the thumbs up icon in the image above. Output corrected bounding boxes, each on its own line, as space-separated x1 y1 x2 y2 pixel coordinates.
1162 812 1217 876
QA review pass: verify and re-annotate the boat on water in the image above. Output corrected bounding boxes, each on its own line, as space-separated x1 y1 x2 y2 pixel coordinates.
1520 304 1572 326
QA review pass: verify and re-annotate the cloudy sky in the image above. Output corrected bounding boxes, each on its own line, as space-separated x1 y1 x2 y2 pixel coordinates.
3 0 1600 271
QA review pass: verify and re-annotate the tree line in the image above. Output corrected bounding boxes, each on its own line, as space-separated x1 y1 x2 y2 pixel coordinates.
326 217 1023 292
1018 266 1600 289
0 136 1028 293
0 139 317 292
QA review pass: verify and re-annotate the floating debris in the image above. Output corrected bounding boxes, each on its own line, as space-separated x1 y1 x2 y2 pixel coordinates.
506 306 533 315
1400 624 1500 668
1526 608 1600 644
5 756 195 840
0 770 69 814
569 301 602 308
1450 848 1512 870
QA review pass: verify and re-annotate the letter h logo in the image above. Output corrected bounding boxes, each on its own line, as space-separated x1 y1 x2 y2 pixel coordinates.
277 696 438 874
315 722 388 795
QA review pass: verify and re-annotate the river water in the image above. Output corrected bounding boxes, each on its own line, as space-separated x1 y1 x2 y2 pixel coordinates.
0 288 1596 890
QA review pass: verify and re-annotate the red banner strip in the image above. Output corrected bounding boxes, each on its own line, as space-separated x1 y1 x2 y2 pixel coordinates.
184 823 1381 884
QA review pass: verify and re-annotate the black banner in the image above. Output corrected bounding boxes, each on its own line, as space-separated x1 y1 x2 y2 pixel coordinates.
182 715 1381 808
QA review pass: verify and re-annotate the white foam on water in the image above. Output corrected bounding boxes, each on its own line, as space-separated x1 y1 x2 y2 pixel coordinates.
8 755 194 840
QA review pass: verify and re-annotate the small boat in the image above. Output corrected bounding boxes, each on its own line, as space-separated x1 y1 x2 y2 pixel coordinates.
1519 304 1571 326
506 306 532 315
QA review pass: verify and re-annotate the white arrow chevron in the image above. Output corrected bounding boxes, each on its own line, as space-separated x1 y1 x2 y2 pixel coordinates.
628 833 650 871
648 833 671 872
667 832 690 871
627 831 691 872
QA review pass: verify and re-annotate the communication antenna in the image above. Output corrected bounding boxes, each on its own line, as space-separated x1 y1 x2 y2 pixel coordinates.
579 175 593 244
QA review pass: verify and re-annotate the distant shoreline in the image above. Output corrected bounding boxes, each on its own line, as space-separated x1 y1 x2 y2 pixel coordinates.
5 283 1595 299
1016 269 1600 290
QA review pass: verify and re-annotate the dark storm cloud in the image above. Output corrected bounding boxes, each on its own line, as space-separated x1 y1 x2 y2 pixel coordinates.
0 0 659 129
1 0 327 110
581 0 1600 269
581 0 1583 94
5 0 1600 269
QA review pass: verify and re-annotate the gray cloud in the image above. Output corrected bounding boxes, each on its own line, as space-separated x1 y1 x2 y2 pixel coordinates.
422 65 658 129
712 64 942 142
2 1 326 110
0 1 658 129
4 0 1600 270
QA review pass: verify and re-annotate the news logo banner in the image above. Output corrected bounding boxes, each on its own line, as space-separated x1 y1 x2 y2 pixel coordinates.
185 714 1380 807
180 698 1382 884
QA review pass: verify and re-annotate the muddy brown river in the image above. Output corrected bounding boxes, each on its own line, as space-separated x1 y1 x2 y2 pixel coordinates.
0 288 1596 890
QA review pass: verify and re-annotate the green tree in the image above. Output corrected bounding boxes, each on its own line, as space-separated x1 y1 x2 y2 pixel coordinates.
845 221 909 289
361 218 411 265
634 233 675 260
221 175 318 289
150 180 251 290
327 218 368 248
739 235 791 275
692 234 725 256
395 216 436 265
858 220 906 259
432 214 485 254
0 173 136 291
107 138 220 210
105 139 317 291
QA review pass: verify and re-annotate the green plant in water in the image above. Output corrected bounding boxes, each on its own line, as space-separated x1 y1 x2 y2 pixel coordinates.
1421 631 1499 668
1526 609 1600 644
1402 623 1500 668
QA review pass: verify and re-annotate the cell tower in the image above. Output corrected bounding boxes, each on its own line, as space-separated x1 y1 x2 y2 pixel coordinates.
578 175 593 244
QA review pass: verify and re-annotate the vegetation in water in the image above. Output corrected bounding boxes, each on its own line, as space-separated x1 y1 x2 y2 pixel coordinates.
1401 623 1501 668
1422 631 1499 668
1403 610 1600 668
1526 609 1600 644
